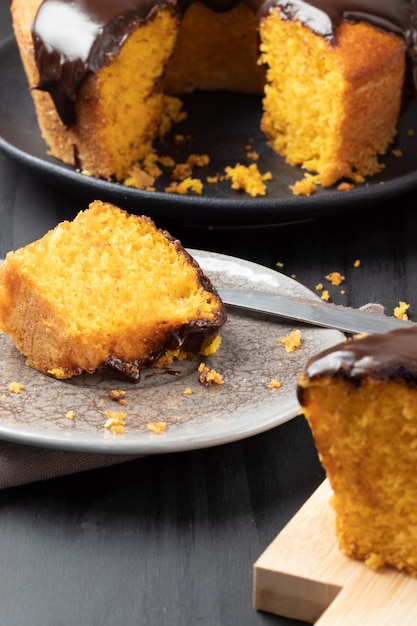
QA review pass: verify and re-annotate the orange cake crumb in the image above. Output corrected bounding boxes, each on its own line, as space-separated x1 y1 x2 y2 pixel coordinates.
336 182 354 191
109 389 127 405
321 290 330 301
289 175 318 196
8 382 25 394
277 329 301 353
158 155 175 168
224 163 272 197
198 362 224 385
165 177 203 194
124 164 157 190
147 421 167 434
187 154 210 168
394 301 410 320
246 150 259 161
172 163 193 180
267 378 282 389
325 271 345 286
104 410 127 435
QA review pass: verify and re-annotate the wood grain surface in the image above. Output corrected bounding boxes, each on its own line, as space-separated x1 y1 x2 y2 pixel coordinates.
255 480 417 624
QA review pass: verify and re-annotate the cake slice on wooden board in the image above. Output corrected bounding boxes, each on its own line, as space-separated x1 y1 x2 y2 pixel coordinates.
297 327 417 576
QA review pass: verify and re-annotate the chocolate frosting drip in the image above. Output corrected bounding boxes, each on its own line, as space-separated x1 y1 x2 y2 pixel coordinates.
255 1 417 39
303 326 417 385
33 0 178 126
104 320 224 382
32 0 417 127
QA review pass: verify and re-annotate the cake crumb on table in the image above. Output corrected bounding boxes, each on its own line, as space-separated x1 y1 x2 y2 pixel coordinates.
325 272 345 286
394 301 410 320
321 290 330 301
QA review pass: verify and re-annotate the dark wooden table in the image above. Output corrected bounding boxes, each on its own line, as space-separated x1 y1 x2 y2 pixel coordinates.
1 3 417 624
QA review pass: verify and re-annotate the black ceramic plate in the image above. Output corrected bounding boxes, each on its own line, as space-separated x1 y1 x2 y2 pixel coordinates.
1 35 417 227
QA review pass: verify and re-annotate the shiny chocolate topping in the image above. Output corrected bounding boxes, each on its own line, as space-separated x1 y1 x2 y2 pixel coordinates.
302 326 417 383
33 0 178 126
32 0 417 127
256 1 417 40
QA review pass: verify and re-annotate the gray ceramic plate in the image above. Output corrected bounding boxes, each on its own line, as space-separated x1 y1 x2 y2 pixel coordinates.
0 251 344 453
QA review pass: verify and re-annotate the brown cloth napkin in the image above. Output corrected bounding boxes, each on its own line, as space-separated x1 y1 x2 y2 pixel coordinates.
0 440 136 490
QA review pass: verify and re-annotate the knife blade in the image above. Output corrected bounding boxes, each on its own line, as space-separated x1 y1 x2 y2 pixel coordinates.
217 288 415 335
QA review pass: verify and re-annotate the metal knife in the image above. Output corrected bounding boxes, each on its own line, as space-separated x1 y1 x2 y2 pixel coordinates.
217 288 416 335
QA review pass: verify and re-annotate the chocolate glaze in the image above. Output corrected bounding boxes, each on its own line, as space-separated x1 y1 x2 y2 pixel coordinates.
104 323 223 382
300 326 417 391
31 0 417 127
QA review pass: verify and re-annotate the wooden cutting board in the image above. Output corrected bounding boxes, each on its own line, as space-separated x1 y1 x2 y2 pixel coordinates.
254 479 417 624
